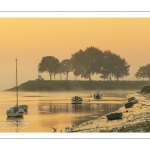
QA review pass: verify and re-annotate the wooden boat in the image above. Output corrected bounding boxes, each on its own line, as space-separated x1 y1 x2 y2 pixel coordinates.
128 97 138 104
94 91 102 100
71 96 82 104
106 111 123 120
128 97 135 102
125 102 133 108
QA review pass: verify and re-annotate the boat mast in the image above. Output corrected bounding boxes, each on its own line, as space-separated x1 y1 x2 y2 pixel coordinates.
15 59 18 106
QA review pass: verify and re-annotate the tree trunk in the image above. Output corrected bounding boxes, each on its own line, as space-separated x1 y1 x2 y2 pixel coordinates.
89 73 91 81
66 73 68 80
117 77 119 81
109 74 112 81
49 72 52 80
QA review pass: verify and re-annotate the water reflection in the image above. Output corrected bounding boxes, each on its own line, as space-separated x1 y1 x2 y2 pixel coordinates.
38 103 123 116
6 116 24 121
72 104 82 112
38 103 123 131
6 117 24 132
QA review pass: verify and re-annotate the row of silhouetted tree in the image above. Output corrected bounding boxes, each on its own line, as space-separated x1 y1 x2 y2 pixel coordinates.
38 46 130 81
135 64 150 81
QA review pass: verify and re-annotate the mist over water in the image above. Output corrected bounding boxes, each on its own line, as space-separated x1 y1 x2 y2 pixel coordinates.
0 90 136 132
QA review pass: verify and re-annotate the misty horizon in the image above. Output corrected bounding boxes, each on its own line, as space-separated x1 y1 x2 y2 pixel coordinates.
1 18 150 90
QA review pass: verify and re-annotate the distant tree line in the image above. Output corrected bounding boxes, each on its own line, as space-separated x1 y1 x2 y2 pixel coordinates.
38 46 130 81
135 64 150 81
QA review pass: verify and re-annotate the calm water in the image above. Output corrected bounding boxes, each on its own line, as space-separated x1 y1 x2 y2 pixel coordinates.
0 90 135 132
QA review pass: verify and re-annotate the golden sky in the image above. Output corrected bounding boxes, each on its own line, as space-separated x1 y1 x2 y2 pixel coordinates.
0 18 150 90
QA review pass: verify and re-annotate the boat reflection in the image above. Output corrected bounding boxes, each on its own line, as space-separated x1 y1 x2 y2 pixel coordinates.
38 103 123 115
6 117 24 132
6 116 24 122
72 104 82 111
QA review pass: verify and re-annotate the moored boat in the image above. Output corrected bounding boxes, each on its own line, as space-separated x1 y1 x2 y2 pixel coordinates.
6 106 24 117
128 97 138 104
125 102 133 108
106 111 123 120
6 59 25 117
94 91 102 100
128 97 135 102
71 96 82 104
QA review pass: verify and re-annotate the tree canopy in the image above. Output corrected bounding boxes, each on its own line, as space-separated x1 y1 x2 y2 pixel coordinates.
135 64 150 81
38 47 130 81
38 56 59 80
100 50 130 81
71 46 104 81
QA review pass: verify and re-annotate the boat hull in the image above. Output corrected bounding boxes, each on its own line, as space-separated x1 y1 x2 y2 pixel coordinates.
71 101 82 104
106 112 123 120
7 113 24 117
125 102 133 108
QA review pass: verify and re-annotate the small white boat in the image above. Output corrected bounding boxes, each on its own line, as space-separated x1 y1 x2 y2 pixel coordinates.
6 106 24 117
6 59 25 117
71 96 82 104
94 91 102 100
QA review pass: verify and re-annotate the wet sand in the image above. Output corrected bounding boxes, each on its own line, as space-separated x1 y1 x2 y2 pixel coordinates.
66 93 150 132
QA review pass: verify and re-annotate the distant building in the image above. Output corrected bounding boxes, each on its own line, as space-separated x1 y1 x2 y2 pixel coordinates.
36 74 44 80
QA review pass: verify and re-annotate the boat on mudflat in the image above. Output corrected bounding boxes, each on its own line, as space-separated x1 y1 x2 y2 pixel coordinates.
106 111 123 120
128 97 138 104
125 102 133 108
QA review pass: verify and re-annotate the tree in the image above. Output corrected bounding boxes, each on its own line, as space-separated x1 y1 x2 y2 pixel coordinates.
60 59 73 80
100 50 130 81
135 64 150 81
100 50 114 81
71 46 104 81
135 66 147 80
145 64 150 80
113 57 130 81
57 63 63 80
38 56 59 80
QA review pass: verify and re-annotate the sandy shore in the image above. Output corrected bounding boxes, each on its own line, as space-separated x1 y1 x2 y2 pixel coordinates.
65 93 150 132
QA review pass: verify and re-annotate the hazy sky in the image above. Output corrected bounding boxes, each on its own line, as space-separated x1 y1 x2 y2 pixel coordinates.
0 18 150 90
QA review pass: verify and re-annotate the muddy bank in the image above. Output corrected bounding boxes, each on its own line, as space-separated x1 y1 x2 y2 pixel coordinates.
65 93 150 132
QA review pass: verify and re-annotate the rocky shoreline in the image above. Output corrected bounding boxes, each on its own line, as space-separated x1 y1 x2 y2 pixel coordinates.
65 93 150 132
